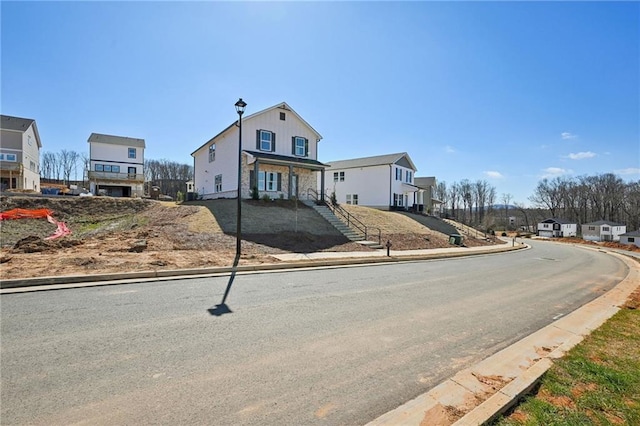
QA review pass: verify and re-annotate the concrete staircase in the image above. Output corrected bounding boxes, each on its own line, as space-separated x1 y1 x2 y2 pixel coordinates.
302 200 383 249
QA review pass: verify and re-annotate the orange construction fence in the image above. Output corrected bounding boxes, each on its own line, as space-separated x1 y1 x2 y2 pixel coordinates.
0 208 71 240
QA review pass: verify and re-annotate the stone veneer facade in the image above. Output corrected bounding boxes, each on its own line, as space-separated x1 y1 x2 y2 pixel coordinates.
240 155 318 200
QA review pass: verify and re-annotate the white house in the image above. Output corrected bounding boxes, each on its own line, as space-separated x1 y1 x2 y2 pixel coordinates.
582 220 627 242
87 133 145 197
619 230 640 248
0 114 42 192
537 218 577 238
321 152 421 210
191 101 327 201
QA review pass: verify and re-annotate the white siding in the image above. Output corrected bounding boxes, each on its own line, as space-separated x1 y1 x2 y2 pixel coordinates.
22 125 41 191
193 131 238 198
325 164 391 208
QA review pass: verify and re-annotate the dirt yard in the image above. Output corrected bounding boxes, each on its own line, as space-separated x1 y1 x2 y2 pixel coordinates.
0 196 500 280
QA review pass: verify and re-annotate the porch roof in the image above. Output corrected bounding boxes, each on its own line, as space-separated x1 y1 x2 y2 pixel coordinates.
245 150 328 171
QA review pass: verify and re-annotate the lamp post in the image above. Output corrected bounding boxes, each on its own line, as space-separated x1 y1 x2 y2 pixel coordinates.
234 98 247 259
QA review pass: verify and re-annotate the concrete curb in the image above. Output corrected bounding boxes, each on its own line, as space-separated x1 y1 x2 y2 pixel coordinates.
366 250 639 426
0 242 526 292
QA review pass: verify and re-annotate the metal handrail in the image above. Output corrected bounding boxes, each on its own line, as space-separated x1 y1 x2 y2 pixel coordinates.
306 188 381 244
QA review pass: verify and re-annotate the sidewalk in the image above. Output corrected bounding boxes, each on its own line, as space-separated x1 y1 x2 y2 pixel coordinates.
1 239 524 292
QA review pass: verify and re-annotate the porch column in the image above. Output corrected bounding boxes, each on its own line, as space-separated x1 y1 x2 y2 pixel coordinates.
253 160 259 196
288 165 293 199
320 169 325 202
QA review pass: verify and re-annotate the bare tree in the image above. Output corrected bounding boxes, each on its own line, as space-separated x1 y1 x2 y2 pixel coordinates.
501 193 512 229
58 150 80 184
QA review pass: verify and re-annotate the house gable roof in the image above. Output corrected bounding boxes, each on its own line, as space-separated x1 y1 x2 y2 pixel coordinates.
326 152 417 171
620 230 640 237
540 218 575 225
1 114 42 148
414 177 436 189
88 133 145 148
582 220 626 227
191 102 322 157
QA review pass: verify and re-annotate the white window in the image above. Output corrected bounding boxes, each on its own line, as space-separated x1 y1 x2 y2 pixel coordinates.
294 137 306 156
394 193 403 206
215 174 222 192
104 165 112 172
260 130 273 151
346 194 358 205
128 148 136 159
209 144 216 162
95 164 104 171
256 171 280 191
333 171 344 182
602 227 610 232
112 165 120 173
396 168 402 181
5 154 17 162
346 194 351 204
406 171 412 183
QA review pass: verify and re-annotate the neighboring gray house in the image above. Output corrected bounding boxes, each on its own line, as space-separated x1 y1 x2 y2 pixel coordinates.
0 114 42 192
582 220 627 242
414 176 443 215
620 230 640 248
537 218 577 238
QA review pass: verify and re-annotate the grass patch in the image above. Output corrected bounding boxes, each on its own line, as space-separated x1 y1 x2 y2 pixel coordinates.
493 305 640 425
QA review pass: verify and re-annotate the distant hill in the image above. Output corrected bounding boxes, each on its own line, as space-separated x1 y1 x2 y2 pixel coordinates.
491 204 518 210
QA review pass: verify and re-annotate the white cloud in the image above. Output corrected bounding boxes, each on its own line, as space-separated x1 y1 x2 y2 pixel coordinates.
561 132 578 140
484 171 504 179
445 145 456 154
567 151 596 160
541 167 573 178
615 167 640 175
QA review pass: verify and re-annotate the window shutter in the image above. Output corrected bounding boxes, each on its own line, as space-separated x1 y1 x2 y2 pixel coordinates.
305 138 309 157
272 133 276 152
291 137 295 155
249 170 255 190
277 173 282 191
256 130 260 150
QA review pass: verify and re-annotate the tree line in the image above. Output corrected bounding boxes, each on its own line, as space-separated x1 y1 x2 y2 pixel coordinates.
529 174 640 230
39 150 193 198
434 179 498 226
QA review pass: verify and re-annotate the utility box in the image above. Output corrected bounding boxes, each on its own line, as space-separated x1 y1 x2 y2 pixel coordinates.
449 234 463 246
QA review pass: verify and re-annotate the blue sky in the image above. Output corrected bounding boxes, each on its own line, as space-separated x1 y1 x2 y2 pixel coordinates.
2 1 638 205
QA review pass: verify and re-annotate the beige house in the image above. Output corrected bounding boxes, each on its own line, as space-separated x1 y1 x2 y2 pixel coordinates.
0 115 42 192
581 220 626 242
191 102 327 201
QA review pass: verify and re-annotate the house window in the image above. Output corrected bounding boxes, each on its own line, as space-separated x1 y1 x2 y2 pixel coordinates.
128 148 136 159
95 164 104 171
29 161 36 172
628 237 635 242
588 226 595 231
393 193 403 206
104 165 112 172
396 168 402 181
293 137 307 157
112 165 120 173
602 227 610 232
280 112 286 120
5 154 16 162
258 130 274 152
406 171 412 183
255 171 280 191
333 171 345 182
209 144 216 162
346 194 358 205
346 194 351 204
215 174 222 192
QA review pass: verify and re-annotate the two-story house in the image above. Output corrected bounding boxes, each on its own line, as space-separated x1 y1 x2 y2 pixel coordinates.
321 152 420 210
582 220 626 242
0 115 42 192
191 102 327 201
87 133 145 197
414 176 443 215
537 218 577 238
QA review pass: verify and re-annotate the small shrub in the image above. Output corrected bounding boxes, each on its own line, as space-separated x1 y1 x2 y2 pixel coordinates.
251 186 259 200
261 194 271 202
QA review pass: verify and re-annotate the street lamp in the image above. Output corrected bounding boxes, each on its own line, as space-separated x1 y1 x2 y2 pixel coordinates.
234 98 247 259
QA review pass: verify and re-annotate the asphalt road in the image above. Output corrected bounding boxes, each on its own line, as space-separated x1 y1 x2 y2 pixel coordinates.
0 240 628 425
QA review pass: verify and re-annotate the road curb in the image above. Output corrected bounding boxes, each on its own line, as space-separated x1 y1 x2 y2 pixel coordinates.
366 250 639 426
1 243 526 292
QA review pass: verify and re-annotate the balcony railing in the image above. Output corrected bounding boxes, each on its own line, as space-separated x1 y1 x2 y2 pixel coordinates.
88 171 145 182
